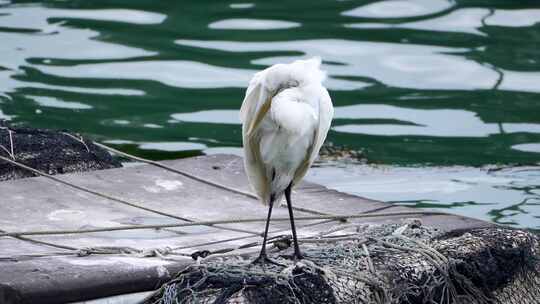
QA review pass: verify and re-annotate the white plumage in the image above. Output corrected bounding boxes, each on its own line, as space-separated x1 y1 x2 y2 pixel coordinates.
240 57 334 263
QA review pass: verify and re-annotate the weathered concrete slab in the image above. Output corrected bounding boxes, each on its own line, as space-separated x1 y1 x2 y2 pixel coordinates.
0 154 492 303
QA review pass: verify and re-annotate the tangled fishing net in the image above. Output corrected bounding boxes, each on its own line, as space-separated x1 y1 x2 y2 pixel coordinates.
0 121 121 181
144 221 539 304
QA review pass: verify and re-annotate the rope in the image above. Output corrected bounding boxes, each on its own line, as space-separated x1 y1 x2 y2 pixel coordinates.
0 135 411 260
0 134 342 239
0 228 77 251
0 220 357 261
93 141 331 216
0 154 259 237
62 132 90 153
0 133 451 264
93 141 258 199
171 219 337 251
0 128 15 160
0 230 406 262
0 211 448 238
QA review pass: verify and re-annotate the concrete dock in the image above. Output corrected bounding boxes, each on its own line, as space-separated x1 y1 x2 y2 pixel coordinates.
0 154 492 303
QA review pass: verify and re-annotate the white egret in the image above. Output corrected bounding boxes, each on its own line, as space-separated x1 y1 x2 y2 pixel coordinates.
240 57 334 264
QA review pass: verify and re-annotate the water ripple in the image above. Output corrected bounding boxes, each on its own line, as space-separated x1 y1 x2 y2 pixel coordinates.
342 0 454 19
28 95 92 110
0 7 165 29
209 18 300 30
177 39 498 91
37 61 253 89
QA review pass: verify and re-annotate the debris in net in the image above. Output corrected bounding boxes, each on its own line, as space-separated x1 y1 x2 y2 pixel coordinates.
143 222 540 304
0 120 121 181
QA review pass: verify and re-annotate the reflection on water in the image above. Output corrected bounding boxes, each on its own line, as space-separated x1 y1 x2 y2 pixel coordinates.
333 104 540 138
0 7 166 27
513 143 540 154
28 95 92 110
341 0 453 18
139 142 207 152
0 0 539 228
229 4 255 10
308 164 540 229
38 61 253 88
209 18 300 30
176 38 496 91
347 8 540 35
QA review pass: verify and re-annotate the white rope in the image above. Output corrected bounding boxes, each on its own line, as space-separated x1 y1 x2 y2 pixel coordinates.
0 211 448 238
0 128 15 159
92 141 331 216
0 154 259 236
62 132 90 152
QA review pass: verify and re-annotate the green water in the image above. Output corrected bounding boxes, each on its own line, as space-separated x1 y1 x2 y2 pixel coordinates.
1 0 539 228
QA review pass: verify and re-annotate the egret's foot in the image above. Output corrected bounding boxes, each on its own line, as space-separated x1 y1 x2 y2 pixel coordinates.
251 254 286 267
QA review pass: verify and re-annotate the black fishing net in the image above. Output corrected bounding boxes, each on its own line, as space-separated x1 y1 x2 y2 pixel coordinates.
144 222 540 304
0 121 121 181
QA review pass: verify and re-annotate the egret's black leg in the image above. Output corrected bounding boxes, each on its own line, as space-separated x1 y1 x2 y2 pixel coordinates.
285 183 303 260
252 198 283 266
258 199 274 258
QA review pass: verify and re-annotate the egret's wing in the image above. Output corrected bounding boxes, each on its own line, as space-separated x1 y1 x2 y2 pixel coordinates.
292 86 334 186
240 72 271 136
240 71 274 203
